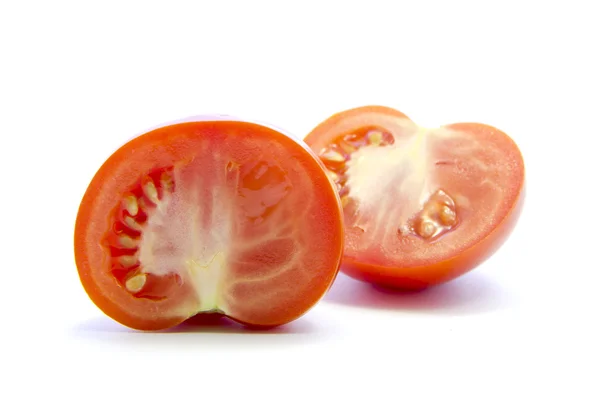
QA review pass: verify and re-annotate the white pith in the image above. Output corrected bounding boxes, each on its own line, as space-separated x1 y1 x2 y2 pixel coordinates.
135 172 234 313
118 153 306 315
341 125 465 241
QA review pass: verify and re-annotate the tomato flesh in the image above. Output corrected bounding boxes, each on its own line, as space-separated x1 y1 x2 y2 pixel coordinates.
305 106 525 289
75 117 344 330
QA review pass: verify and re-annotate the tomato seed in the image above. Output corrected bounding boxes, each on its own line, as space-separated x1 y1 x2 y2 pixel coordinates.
123 215 142 232
417 219 436 238
368 131 383 145
125 274 147 293
118 234 138 249
319 149 346 163
439 205 457 225
341 196 350 207
326 170 339 182
119 255 138 267
123 195 139 216
143 181 159 205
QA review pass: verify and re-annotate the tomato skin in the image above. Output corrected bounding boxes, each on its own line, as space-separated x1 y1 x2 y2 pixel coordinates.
75 115 344 330
305 106 526 290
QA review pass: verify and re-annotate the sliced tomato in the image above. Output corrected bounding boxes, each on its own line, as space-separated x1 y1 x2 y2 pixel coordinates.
305 106 525 290
74 116 344 330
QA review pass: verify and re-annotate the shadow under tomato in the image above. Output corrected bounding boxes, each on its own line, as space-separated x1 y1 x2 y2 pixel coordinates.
323 270 514 315
69 314 329 350
164 313 317 334
71 311 320 335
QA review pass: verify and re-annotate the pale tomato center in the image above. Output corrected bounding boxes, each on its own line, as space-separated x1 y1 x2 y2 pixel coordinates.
102 128 336 319
317 118 521 267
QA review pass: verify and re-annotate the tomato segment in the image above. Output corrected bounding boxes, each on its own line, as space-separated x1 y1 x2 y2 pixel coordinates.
305 106 525 289
75 117 344 330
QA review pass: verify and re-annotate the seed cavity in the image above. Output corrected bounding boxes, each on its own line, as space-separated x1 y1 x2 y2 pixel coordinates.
316 129 395 214
239 161 292 220
342 133 366 147
105 167 180 298
405 189 459 240
125 274 147 293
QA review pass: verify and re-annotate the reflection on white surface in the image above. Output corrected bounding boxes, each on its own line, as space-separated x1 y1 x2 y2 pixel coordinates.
324 270 515 316
67 309 336 350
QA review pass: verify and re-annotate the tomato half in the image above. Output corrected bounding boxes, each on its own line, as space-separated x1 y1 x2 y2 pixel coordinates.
74 116 344 330
305 106 525 290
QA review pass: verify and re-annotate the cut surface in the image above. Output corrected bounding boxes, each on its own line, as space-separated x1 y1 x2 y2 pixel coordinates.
305 106 525 288
75 119 343 330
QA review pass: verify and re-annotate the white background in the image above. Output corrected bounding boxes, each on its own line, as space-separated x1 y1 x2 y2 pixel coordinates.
1 0 598 399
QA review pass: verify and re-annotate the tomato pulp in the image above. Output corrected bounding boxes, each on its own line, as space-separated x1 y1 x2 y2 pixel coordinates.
305 106 525 290
74 117 344 330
